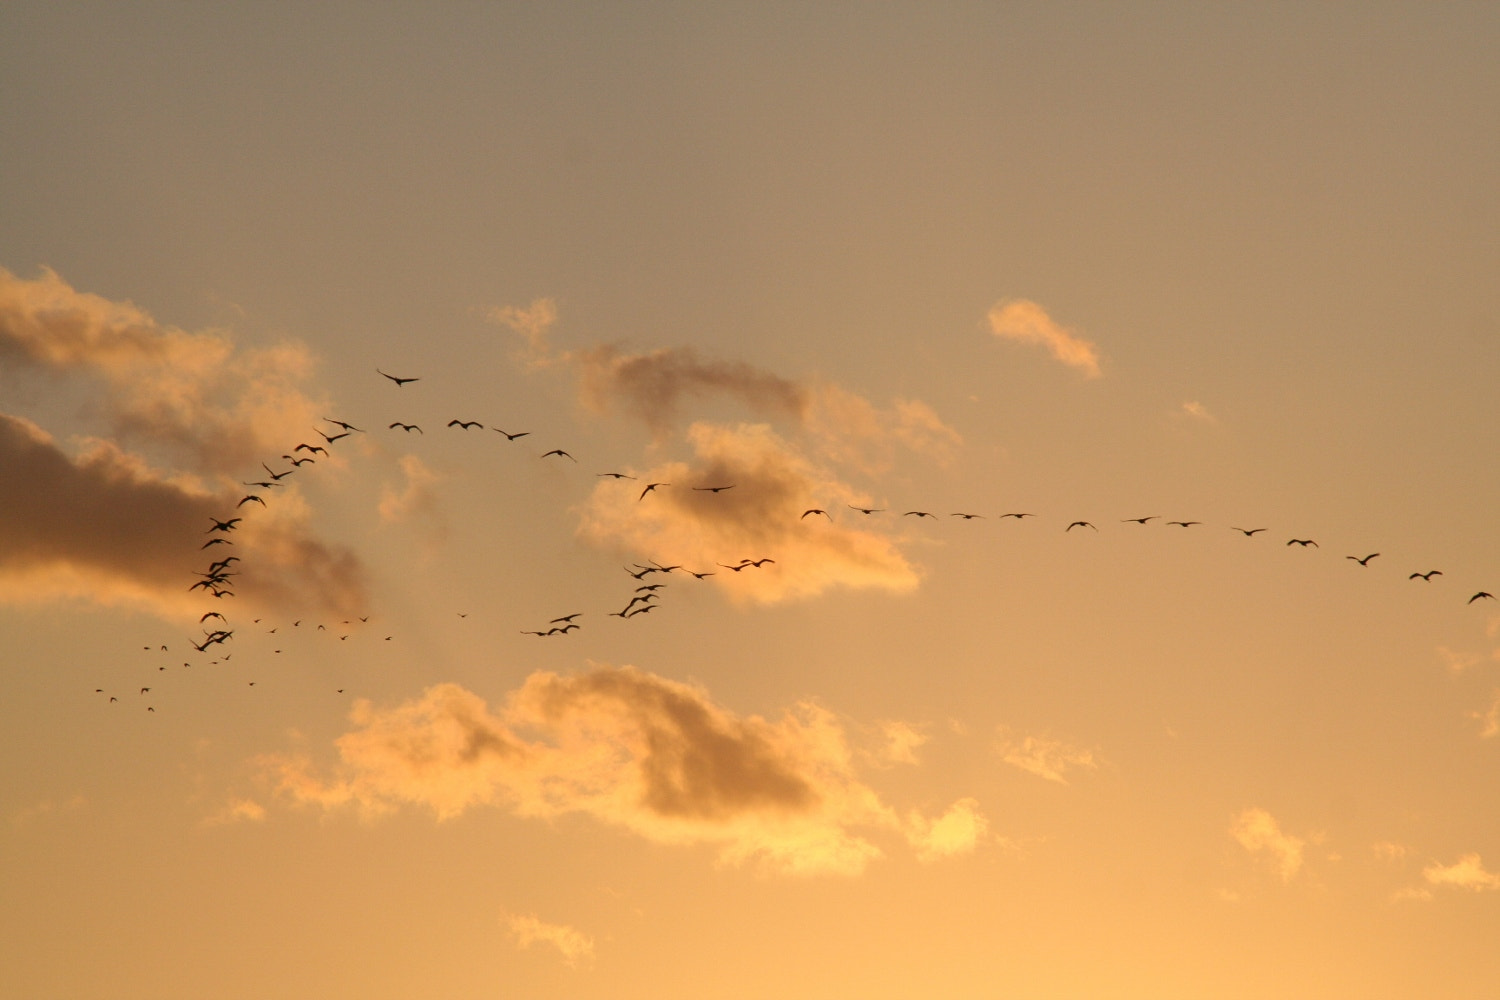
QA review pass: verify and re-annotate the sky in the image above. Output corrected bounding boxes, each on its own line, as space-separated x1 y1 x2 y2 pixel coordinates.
2 3 1498 998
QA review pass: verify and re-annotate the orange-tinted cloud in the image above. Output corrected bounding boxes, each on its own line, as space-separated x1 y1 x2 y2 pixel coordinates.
986 299 1102 377
576 422 920 604
265 665 984 875
506 913 595 968
1230 807 1305 882
1424 853 1500 892
994 728 1100 784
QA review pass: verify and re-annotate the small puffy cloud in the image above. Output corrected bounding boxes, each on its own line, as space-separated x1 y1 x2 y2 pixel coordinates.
1230 807 1305 882
488 297 558 363
994 728 1099 784
1179 400 1216 423
1471 690 1500 739
1423 853 1500 892
506 913 595 968
986 299 1101 378
868 720 928 767
203 798 267 826
264 665 980 876
577 422 920 605
906 797 988 862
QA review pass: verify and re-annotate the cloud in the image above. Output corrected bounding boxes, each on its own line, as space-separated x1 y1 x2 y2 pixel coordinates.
994 728 1099 784
868 720 928 767
1423 853 1500 892
986 299 1102 377
0 270 367 618
506 913 595 968
1230 807 1305 882
1372 841 1409 863
264 665 982 876
576 422 921 604
1472 690 1500 739
0 267 329 474
203 798 267 826
1178 400 1216 423
378 453 444 529
906 797 988 862
485 300 961 469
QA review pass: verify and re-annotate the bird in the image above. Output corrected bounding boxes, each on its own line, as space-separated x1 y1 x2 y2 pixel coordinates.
550 613 583 623
687 570 715 579
650 561 683 573
207 517 242 533
1122 516 1160 524
802 509 830 519
236 495 265 507
261 462 293 480
626 604 657 617
999 513 1036 520
200 612 227 624
286 456 315 466
718 561 752 572
693 485 736 493
1470 592 1495 604
318 429 351 444
747 558 775 567
639 482 670 500
448 419 484 430
1066 521 1097 532
324 418 363 432
1287 539 1318 547
201 537 232 549
1166 521 1201 528
389 422 422 433
294 443 327 455
951 512 984 520
1347 553 1380 566
241 480 279 489
626 565 658 580
848 505 885 514
1409 570 1443 581
904 511 936 518
494 429 530 441
597 471 635 479
541 449 576 461
1230 527 1266 536
637 583 666 592
377 368 419 386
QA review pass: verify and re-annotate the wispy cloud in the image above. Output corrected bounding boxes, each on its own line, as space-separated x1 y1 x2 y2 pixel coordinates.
264 665 983 876
1473 689 1500 739
986 299 1102 378
1423 853 1500 892
994 728 1099 784
1230 807 1305 882
506 913 595 968
906 797 988 862
576 422 921 604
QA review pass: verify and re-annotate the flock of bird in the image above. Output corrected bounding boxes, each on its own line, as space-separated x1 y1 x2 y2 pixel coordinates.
96 367 1495 714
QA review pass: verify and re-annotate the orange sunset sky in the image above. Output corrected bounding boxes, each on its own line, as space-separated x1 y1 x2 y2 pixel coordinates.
2 4 1498 998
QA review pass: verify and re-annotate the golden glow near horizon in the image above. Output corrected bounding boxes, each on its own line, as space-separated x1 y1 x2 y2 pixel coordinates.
2 5 1497 998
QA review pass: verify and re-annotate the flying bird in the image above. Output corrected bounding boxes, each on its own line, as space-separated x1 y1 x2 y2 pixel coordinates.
688 570 715 579
324 418 364 432
1230 527 1266 536
639 482 670 500
1122 516 1160 524
448 419 484 430
693 485 736 493
1066 521 1097 532
1347 553 1380 566
951 512 984 520
1409 570 1442 581
377 368 419 386
201 538 232 549
318 429 351 444
199 612 227 623
236 495 266 508
286 456 315 466
294 443 327 455
1287 539 1318 547
904 511 936 518
1469 591 1495 604
848 505 885 514
802 509 831 519
541 449 576 461
388 422 422 433
261 463 293 480
550 613 583 623
1166 521 1201 528
207 517 242 533
494 429 530 441
999 513 1036 520
597 471 635 479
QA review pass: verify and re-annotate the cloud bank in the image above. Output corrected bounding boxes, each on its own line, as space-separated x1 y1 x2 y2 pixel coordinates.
265 665 984 875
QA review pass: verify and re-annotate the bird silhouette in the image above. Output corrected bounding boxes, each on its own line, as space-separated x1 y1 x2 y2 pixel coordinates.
639 482 670 500
294 443 327 455
1287 539 1318 547
904 511 936 518
597 471 635 479
1122 516 1160 524
541 449 576 461
388 422 422 433
848 505 885 514
1166 521 1201 528
1470 592 1495 604
999 513 1036 520
261 462 293 480
693 485 736 493
207 517 242 533
802 509 831 519
1347 553 1380 566
236 495 266 507
1409 570 1443 581
448 419 484 429
319 430 351 444
377 368 419 386
324 418 364 432
1230 527 1266 536
951 512 984 520
1066 521 1097 532
494 429 530 441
